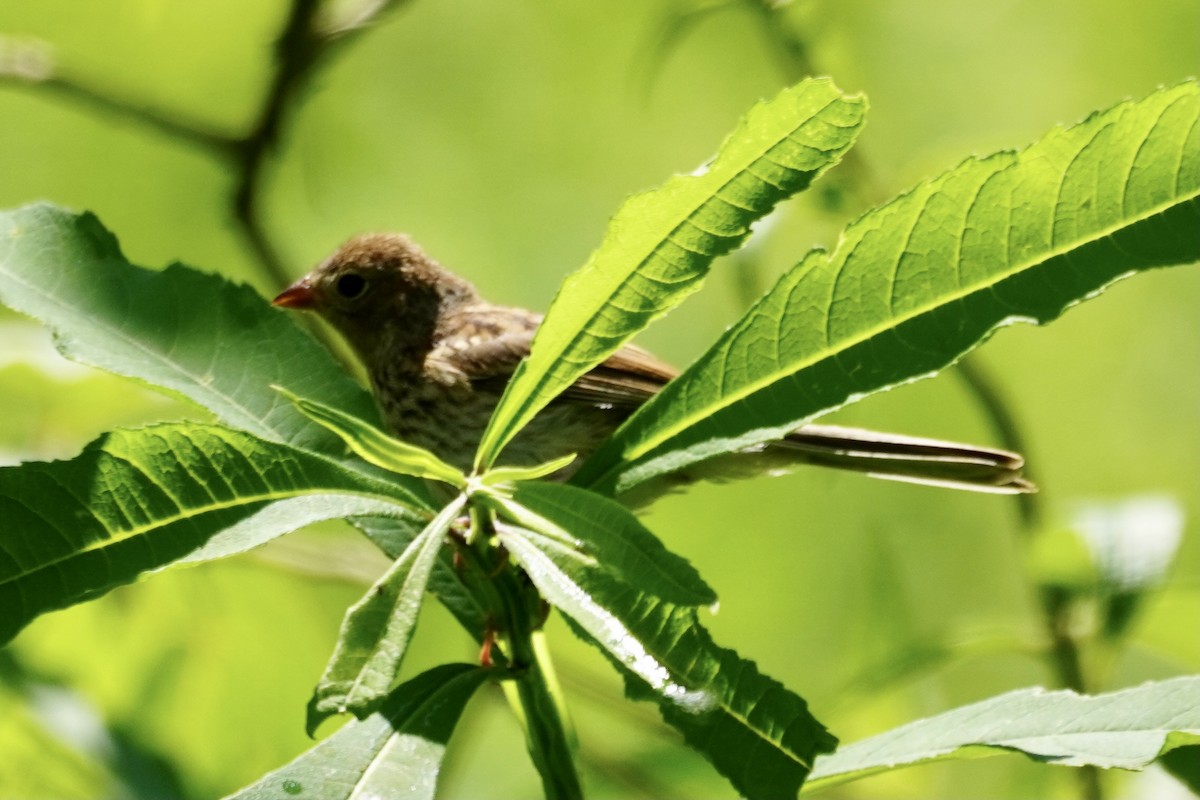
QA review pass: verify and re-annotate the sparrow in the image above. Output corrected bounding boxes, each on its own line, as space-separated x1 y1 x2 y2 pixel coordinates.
273 234 1032 496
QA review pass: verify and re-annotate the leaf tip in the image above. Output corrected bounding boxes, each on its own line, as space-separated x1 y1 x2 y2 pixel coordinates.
304 695 331 739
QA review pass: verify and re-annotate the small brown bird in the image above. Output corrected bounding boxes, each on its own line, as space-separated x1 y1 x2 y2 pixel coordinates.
274 234 1032 496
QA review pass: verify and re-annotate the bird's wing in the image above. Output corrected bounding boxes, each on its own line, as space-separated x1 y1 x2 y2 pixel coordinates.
432 307 1033 495
431 306 675 409
565 343 677 407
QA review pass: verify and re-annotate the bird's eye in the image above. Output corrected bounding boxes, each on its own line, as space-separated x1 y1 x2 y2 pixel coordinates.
335 273 368 300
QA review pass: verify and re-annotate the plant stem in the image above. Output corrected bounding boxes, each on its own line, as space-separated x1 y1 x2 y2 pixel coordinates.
228 0 324 290
513 643 583 800
952 357 1041 529
494 569 582 799
954 360 1092 689
0 0 402 295
740 0 883 207
459 508 582 798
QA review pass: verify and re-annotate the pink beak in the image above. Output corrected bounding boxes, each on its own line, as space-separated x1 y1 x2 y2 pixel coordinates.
273 278 317 309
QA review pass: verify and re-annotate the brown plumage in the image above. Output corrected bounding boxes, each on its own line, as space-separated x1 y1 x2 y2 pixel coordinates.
274 233 1033 495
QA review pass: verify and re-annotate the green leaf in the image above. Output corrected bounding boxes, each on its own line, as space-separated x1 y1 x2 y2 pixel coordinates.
0 204 379 460
805 675 1200 793
0 203 435 573
474 78 866 468
228 664 489 800
1161 744 1200 794
576 81 1200 494
277 387 466 488
497 525 699 705
503 482 716 606
611 635 834 800
307 495 464 734
0 423 426 645
350 516 490 640
496 526 834 799
478 453 578 487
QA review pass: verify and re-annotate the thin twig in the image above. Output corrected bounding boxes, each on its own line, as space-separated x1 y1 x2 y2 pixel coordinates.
0 74 237 155
953 358 1042 529
3 1 407 292
229 0 325 289
739 0 884 206
227 0 414 287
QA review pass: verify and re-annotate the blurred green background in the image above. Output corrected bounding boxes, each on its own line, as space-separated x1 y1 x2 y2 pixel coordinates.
0 1 1196 798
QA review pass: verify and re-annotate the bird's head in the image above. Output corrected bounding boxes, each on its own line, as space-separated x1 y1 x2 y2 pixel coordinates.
274 233 478 362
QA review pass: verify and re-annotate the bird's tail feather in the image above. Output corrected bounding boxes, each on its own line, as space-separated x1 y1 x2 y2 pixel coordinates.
771 423 1033 494
616 423 1033 507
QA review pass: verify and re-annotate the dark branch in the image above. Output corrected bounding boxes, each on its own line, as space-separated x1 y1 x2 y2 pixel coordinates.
229 0 325 289
229 0 413 288
2 2 410 291
0 74 236 156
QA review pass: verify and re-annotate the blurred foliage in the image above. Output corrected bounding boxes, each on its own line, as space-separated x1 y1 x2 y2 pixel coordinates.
0 0 1196 798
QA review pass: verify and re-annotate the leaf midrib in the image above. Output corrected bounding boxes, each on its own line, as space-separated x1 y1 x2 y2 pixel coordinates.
512 495 709 602
806 722 1190 786
346 668 483 800
0 245 274 437
0 487 406 588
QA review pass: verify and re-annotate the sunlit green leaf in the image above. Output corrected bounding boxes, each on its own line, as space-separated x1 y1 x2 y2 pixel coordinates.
576 81 1200 494
350 516 490 640
229 664 489 800
805 675 1200 792
307 495 464 734
0 423 426 645
497 525 834 799
478 453 577 487
475 78 866 468
0 203 435 567
0 204 377 460
502 482 715 606
277 387 466 487
497 526 696 702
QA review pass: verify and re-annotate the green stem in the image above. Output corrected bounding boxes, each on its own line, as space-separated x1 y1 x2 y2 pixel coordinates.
497 573 581 798
460 508 582 798
953 264 1100 800
925 81 1105 800
952 357 1041 529
512 640 583 800
954 360 1091 689
1076 766 1103 800
739 0 883 207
